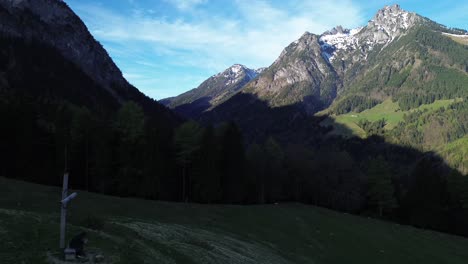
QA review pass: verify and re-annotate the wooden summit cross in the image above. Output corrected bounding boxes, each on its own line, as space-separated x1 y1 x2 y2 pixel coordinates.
60 172 78 249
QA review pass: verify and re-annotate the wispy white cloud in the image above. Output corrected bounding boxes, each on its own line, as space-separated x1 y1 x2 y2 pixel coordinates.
69 0 365 98
78 0 364 67
164 0 207 11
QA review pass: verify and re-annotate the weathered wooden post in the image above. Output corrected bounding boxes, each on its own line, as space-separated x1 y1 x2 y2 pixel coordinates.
60 172 68 249
59 172 77 249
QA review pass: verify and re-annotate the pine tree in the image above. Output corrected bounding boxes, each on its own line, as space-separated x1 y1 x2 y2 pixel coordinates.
192 125 222 203
218 122 246 203
174 121 203 202
113 102 146 196
264 137 285 202
367 156 397 217
246 143 267 203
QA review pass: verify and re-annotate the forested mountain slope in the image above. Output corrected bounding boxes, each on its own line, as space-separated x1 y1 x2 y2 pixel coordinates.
0 0 179 194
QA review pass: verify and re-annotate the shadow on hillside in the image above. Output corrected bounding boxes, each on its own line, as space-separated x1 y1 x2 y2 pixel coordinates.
172 96 212 119
195 92 456 168
198 93 328 145
196 92 464 178
193 92 468 235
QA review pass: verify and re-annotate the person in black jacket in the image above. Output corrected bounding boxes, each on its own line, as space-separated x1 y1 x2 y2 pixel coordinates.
69 232 88 257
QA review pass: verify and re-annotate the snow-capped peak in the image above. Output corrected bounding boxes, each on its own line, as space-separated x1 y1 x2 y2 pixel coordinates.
230 64 245 74
212 64 262 86
318 5 420 63
214 64 244 77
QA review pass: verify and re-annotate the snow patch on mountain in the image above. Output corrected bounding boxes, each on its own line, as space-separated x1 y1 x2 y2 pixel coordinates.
223 64 246 85
442 32 468 37
230 64 243 74
319 26 362 62
213 64 262 86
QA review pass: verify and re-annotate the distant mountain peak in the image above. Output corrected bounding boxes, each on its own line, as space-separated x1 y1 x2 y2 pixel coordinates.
213 64 260 85
369 4 419 35
230 63 246 71
318 5 421 63
324 26 349 35
162 64 264 117
381 4 403 13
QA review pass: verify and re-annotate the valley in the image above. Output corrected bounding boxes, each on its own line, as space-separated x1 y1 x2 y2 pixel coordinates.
0 1 467 263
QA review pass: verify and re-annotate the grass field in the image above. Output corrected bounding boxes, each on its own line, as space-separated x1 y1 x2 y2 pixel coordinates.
437 136 468 175
320 99 458 138
442 33 468 45
2 177 468 263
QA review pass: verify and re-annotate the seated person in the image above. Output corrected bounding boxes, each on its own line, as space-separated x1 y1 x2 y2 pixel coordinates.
69 231 88 257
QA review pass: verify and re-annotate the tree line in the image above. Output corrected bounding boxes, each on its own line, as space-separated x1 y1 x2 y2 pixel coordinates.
333 95 380 114
1 30 468 239
3 93 468 237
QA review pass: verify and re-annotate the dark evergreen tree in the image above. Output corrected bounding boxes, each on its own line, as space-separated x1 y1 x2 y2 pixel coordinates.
192 125 222 203
246 143 267 203
113 102 146 196
264 137 285 202
366 157 397 217
174 121 203 202
404 155 449 229
218 122 246 203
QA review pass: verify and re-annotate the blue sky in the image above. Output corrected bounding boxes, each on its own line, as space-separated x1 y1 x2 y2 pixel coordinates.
64 0 468 100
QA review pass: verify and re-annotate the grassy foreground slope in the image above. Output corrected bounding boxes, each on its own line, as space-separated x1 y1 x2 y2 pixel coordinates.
2 177 468 264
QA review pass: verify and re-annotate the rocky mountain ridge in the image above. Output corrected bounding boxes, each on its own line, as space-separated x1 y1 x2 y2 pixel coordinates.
0 0 179 126
240 4 428 112
164 4 467 118
0 0 134 102
165 5 430 117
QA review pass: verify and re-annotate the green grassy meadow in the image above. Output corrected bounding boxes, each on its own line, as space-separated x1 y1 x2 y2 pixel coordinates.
320 99 458 138
443 34 468 46
2 177 468 263
437 136 468 174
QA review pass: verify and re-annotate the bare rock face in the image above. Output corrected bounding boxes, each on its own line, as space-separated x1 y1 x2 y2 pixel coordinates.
240 5 423 112
0 0 131 102
364 4 420 45
244 32 336 112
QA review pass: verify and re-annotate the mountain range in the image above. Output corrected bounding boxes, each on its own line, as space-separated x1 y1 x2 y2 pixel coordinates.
162 4 467 173
163 4 466 115
0 0 465 172
1 0 468 243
